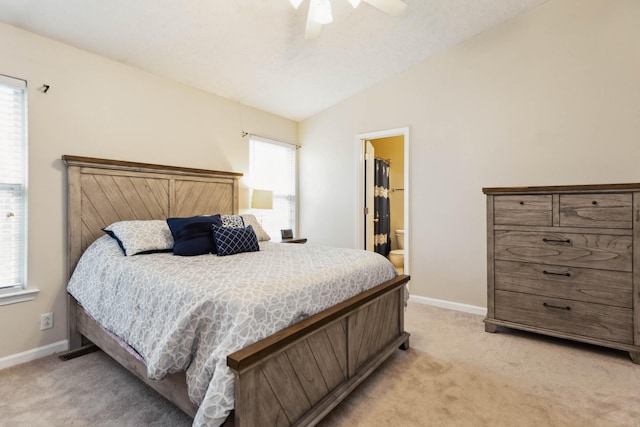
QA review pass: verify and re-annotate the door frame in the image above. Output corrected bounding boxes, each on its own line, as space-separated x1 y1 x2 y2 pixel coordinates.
355 127 410 274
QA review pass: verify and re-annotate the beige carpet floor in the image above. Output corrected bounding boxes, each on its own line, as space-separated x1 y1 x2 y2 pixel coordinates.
1 302 640 426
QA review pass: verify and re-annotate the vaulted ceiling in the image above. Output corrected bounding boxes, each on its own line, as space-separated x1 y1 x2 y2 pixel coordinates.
0 0 547 120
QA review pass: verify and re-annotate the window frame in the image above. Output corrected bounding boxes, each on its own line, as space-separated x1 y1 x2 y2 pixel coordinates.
0 74 36 306
248 135 299 238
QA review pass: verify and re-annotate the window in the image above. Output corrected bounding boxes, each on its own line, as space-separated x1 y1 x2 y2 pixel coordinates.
249 136 297 239
0 74 28 293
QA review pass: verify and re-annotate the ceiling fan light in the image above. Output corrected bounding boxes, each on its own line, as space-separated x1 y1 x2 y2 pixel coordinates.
348 0 361 8
311 0 333 24
289 0 304 9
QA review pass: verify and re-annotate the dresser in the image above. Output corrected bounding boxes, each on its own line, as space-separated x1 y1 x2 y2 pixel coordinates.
483 184 640 363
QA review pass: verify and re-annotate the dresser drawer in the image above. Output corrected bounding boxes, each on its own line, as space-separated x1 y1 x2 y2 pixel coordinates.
495 290 633 344
494 260 632 308
494 195 552 226
494 230 632 272
559 193 632 229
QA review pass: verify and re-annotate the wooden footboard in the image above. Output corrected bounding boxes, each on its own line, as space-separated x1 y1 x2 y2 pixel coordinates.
69 274 409 426
228 274 410 427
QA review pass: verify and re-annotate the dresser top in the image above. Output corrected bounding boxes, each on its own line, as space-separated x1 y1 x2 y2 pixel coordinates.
483 183 640 195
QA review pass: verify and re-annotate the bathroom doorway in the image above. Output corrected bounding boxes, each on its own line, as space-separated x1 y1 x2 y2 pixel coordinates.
356 127 409 274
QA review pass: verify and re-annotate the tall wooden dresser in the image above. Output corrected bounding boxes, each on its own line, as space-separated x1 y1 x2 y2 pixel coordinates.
483 184 640 363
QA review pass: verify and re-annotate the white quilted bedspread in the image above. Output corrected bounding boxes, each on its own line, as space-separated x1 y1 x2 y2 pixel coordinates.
68 236 398 426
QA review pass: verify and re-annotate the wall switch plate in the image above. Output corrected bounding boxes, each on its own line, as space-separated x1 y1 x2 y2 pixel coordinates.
40 312 53 330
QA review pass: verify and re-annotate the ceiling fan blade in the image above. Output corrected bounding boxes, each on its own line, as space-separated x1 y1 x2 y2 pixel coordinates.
362 0 407 16
305 1 323 39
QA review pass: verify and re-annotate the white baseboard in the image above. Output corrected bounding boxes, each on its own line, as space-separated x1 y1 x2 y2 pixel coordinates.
409 295 487 316
0 340 69 370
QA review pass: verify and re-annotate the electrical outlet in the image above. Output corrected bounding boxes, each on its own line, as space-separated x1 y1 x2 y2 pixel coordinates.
40 312 53 330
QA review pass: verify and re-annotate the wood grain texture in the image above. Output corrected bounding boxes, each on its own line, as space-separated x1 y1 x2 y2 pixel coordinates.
234 367 288 427
231 286 407 427
286 341 331 404
348 292 400 375
493 224 632 236
494 230 632 272
67 166 82 277
486 195 495 319
552 194 560 226
78 173 171 253
494 260 632 308
227 275 410 372
65 156 240 272
495 290 633 344
633 193 640 348
485 184 640 364
483 183 640 194
484 318 639 353
62 155 243 178
261 352 312 422
306 323 347 389
559 193 632 229
232 323 348 427
293 332 410 427
173 179 233 216
67 294 82 350
494 195 552 226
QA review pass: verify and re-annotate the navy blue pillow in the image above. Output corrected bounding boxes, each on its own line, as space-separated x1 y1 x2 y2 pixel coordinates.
212 225 260 256
167 215 222 256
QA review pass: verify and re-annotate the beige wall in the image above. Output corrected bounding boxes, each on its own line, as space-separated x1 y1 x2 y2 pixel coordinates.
299 0 640 306
370 136 404 250
0 22 297 359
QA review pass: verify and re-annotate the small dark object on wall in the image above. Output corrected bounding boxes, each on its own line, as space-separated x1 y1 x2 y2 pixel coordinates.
38 84 50 93
281 229 293 239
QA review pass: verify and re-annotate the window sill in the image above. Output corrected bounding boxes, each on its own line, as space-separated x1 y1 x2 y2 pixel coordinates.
0 288 40 306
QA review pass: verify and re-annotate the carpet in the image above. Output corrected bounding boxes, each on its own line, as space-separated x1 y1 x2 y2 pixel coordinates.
2 302 639 426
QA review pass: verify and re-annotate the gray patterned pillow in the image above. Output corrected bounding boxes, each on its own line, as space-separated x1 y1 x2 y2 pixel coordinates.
102 220 174 256
241 214 271 241
221 215 245 228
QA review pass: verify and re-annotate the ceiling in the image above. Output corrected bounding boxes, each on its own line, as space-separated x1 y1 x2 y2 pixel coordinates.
0 0 547 121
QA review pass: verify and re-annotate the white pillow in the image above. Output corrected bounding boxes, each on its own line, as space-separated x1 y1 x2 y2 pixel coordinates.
221 214 245 228
241 214 271 241
102 220 174 256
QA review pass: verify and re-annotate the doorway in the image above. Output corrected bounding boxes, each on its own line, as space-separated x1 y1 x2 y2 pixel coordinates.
355 127 410 274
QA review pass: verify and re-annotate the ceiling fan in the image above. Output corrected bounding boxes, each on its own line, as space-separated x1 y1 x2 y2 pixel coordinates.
289 0 408 39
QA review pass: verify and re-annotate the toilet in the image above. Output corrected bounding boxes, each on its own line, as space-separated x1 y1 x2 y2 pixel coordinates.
389 229 404 272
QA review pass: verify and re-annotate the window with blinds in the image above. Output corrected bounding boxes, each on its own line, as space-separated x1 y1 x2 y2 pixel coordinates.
249 136 297 239
0 75 28 291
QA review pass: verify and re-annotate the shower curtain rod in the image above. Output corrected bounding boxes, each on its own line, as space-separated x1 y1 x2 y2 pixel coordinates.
375 156 391 164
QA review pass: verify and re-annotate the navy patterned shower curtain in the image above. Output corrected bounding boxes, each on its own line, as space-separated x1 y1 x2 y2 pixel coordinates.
374 158 391 256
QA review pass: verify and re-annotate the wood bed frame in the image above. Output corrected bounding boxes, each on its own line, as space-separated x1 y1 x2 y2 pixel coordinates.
63 155 410 426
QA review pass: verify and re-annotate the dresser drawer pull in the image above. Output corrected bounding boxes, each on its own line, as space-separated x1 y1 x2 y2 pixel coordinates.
542 270 571 277
543 302 571 311
542 238 572 244
592 200 598 205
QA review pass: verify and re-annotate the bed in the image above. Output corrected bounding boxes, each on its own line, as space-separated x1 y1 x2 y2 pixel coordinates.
63 155 410 426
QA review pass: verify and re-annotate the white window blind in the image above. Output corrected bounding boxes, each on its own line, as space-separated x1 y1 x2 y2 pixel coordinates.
0 75 28 291
249 136 297 239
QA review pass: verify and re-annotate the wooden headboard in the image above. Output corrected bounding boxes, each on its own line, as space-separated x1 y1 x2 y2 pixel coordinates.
63 155 243 275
